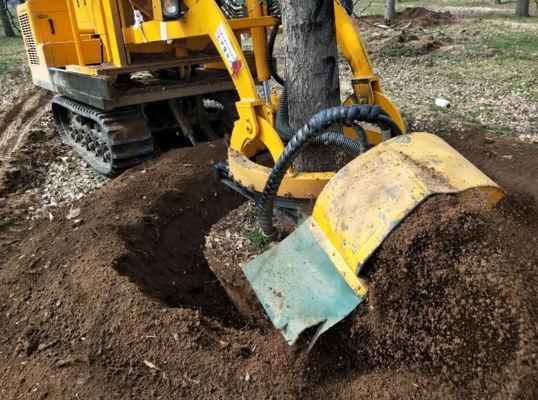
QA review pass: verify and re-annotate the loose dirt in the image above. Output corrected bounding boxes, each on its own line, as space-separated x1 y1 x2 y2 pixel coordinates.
0 123 536 399
361 6 456 29
352 194 536 391
205 127 538 398
357 8 456 57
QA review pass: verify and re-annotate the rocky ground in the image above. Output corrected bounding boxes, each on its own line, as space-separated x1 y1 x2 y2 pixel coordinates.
0 5 537 400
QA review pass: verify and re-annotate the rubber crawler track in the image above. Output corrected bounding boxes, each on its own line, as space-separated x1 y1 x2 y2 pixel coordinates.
52 96 154 176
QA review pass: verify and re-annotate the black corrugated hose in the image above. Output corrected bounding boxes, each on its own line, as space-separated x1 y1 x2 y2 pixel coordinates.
268 23 286 86
256 104 402 237
275 83 368 155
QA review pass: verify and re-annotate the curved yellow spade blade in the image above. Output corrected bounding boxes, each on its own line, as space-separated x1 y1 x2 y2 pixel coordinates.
242 132 505 347
313 132 505 275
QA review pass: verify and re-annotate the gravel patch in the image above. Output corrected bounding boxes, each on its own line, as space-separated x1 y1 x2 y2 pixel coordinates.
26 153 108 221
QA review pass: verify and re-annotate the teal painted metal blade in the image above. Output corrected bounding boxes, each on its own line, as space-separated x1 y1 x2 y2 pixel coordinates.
241 223 363 347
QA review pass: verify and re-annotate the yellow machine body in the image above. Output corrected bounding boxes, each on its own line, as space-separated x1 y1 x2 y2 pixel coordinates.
312 132 504 293
18 0 405 194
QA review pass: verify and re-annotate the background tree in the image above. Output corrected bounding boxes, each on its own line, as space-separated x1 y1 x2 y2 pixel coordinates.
1 0 16 37
385 0 396 21
515 0 530 17
279 0 342 171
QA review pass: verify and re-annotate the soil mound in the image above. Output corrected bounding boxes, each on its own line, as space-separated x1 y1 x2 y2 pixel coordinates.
351 195 535 388
204 129 537 398
361 7 455 29
205 193 537 398
398 7 455 28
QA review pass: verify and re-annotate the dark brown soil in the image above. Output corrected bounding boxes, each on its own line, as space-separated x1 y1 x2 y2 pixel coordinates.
204 203 270 326
0 128 536 399
397 7 456 28
351 194 536 395
359 8 456 57
204 128 538 398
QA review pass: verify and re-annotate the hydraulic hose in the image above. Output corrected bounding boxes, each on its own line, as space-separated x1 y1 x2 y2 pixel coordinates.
275 83 293 141
378 114 402 137
257 104 393 237
275 83 368 154
267 24 285 86
313 131 364 155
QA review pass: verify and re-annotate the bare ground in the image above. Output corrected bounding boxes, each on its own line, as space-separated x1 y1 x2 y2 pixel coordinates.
0 127 536 399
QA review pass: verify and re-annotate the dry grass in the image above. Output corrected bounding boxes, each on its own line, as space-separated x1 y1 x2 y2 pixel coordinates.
328 3 538 141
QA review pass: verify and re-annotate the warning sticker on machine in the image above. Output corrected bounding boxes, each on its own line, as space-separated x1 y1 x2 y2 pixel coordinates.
215 23 242 77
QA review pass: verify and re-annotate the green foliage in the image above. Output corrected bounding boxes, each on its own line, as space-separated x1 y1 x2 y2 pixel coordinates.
0 36 25 74
483 31 538 59
245 227 269 252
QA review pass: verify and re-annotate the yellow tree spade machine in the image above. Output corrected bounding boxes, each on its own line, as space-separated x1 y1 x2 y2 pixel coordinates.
18 0 505 346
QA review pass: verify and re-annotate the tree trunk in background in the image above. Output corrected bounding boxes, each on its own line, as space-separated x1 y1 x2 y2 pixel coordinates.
384 0 396 22
1 0 16 37
515 0 530 17
279 0 342 172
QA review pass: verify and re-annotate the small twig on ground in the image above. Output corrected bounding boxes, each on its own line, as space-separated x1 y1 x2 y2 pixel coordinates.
183 375 200 385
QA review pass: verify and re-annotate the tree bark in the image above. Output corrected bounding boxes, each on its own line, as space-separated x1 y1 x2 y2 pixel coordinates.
279 0 342 172
384 0 396 22
1 0 16 37
515 0 530 17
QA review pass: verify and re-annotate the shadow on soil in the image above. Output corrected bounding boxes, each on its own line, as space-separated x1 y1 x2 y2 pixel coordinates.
114 184 246 327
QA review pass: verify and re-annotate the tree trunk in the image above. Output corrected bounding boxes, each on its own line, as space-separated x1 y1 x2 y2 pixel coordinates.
384 0 396 22
1 0 16 37
515 0 530 17
279 0 342 172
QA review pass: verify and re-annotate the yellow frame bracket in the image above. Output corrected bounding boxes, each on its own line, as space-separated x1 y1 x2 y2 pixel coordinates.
334 1 406 134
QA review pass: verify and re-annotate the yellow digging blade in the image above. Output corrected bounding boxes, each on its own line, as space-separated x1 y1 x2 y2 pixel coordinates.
312 132 505 275
242 132 505 347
